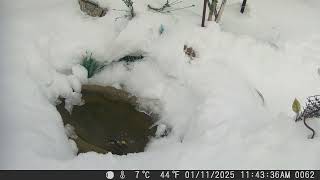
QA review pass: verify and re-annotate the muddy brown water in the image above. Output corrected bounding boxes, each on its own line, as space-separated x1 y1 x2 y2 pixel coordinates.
57 85 157 155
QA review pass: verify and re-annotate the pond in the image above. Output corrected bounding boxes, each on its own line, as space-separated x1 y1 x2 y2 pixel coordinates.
57 85 158 155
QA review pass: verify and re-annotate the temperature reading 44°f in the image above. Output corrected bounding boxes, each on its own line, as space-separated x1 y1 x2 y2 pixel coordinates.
160 171 180 179
135 171 150 179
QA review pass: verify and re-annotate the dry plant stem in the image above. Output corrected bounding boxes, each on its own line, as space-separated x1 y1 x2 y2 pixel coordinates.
201 0 208 27
148 0 193 13
147 0 170 12
295 112 300 122
215 0 227 23
303 118 315 139
207 0 218 21
162 5 195 13
240 0 247 13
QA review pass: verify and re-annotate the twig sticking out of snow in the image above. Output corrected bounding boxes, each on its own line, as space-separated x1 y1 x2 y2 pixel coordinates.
215 0 227 23
161 5 195 13
201 0 208 27
202 0 227 26
114 0 135 20
295 95 320 139
148 0 171 12
240 0 247 14
148 0 194 13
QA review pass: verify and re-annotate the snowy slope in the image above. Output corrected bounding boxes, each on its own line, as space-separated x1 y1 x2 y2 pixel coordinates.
1 0 320 169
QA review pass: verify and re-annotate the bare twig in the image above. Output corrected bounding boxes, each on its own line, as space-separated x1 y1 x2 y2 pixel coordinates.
148 0 193 13
295 95 320 139
215 0 227 23
201 0 208 27
162 5 195 13
304 118 316 139
240 0 247 14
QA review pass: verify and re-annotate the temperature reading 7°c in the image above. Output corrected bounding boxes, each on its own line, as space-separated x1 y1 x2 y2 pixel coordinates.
135 171 150 179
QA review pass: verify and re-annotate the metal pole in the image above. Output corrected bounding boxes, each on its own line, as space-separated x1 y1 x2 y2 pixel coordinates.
201 0 208 27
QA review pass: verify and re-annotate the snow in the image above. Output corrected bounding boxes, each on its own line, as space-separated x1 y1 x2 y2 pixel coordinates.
72 64 88 85
1 0 320 169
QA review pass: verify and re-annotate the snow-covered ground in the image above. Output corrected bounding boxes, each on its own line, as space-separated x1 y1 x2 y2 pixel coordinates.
1 0 320 169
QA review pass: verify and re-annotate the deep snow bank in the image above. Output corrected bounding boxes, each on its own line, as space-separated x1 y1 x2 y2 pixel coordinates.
1 0 320 169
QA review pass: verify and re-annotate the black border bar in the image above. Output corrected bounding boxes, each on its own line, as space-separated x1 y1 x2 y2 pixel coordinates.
0 170 319 180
